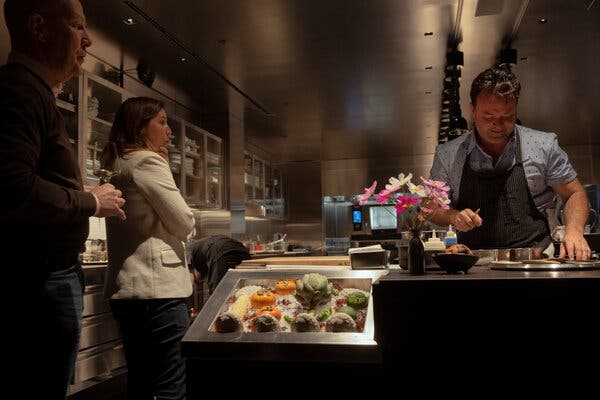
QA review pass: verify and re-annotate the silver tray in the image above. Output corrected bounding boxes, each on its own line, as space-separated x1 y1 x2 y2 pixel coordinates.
182 269 387 364
490 260 600 271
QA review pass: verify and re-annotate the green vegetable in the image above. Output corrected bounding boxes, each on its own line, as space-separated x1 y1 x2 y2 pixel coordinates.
295 273 333 309
337 305 357 320
284 315 293 323
346 291 369 309
316 307 332 321
331 287 340 296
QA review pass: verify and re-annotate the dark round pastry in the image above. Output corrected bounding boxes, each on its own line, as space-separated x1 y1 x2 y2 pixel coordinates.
325 312 357 332
253 313 280 332
214 312 242 333
291 313 320 332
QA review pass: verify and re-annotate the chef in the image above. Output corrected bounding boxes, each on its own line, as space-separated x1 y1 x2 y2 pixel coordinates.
428 66 590 260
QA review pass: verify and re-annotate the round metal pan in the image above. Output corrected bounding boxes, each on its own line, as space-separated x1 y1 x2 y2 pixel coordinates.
490 260 600 271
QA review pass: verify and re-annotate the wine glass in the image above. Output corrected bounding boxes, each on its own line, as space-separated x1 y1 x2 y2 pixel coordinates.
92 141 121 184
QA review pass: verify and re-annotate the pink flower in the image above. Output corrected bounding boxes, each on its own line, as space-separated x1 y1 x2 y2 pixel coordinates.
394 203 409 212
376 189 395 203
360 173 451 230
359 181 377 205
420 177 450 192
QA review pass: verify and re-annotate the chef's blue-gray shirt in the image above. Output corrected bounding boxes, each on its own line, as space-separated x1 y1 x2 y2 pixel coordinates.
429 125 577 215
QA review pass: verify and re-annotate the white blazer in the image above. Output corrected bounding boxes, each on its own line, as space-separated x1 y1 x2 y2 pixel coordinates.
104 150 195 300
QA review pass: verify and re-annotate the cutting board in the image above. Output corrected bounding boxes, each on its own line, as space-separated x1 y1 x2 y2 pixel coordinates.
240 255 350 266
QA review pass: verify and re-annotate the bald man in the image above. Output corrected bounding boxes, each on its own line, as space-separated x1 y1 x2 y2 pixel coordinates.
1 1 125 398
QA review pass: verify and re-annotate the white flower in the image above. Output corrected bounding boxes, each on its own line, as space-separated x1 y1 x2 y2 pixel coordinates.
385 173 413 191
407 182 426 197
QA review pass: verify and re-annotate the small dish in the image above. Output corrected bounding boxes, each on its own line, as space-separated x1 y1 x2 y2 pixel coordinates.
432 253 479 274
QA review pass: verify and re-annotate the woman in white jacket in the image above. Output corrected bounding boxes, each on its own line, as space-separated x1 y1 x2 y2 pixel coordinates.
101 97 195 400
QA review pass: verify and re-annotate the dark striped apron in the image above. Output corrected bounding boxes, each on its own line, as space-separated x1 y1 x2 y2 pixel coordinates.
456 131 550 250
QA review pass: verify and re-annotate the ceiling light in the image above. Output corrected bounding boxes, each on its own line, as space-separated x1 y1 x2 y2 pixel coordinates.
123 17 136 25
179 57 187 62
538 18 548 24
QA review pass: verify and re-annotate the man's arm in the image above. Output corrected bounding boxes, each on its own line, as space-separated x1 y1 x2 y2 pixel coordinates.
553 178 591 260
425 199 482 232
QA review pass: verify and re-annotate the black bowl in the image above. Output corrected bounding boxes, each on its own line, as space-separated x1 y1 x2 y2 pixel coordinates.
432 253 479 274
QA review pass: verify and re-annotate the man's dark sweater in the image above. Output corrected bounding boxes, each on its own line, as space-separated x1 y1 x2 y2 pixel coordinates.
0 63 97 269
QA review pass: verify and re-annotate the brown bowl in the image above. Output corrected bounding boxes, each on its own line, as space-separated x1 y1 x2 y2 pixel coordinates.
432 253 479 274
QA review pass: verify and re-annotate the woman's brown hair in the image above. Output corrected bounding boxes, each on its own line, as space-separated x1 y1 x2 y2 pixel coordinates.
100 96 165 169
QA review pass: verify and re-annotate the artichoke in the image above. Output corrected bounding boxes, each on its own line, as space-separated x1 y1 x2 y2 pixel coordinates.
295 273 333 309
346 291 369 309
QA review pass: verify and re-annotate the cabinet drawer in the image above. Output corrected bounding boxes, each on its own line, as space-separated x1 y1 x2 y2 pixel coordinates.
73 340 125 384
82 287 109 317
79 313 120 350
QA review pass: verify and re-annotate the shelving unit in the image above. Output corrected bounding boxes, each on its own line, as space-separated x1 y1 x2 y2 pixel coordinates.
244 151 283 218
56 76 79 152
79 72 127 185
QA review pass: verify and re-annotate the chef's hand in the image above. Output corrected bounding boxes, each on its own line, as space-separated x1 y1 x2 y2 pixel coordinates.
453 208 483 232
189 267 202 285
560 229 591 260
157 146 169 162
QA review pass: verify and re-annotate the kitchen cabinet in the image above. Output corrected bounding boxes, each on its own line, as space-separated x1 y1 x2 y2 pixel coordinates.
79 72 127 186
206 135 222 207
168 117 223 208
56 76 79 154
167 116 183 189
244 151 284 218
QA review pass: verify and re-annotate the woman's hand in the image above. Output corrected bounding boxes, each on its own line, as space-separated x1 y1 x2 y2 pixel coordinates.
157 146 169 162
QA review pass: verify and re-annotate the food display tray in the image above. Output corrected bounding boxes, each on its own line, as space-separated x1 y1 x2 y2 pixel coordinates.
182 269 387 363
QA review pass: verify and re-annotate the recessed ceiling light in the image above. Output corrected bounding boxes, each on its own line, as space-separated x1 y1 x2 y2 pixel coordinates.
538 17 548 24
179 57 187 62
123 17 136 25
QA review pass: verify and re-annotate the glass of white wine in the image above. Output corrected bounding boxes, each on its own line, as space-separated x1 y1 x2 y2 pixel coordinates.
92 141 121 184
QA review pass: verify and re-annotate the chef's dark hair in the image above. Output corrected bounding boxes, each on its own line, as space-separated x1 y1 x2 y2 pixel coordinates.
470 66 521 106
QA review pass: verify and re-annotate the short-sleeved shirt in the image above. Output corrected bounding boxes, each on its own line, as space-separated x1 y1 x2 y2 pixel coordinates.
429 125 577 215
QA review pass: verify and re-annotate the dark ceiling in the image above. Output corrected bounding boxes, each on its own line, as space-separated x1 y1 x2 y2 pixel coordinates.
82 0 600 165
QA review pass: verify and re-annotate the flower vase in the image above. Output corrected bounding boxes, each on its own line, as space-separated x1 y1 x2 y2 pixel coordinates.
408 229 425 275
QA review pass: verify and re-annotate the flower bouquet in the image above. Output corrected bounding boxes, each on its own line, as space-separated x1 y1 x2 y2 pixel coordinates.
358 173 451 232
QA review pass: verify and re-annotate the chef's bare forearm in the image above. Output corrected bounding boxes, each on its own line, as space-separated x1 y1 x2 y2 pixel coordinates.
563 190 589 234
425 200 459 226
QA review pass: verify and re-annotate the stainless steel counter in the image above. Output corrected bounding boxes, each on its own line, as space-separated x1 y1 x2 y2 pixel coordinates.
182 269 388 364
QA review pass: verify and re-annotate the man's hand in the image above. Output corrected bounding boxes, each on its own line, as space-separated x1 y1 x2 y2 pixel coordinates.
560 228 591 260
453 208 483 232
91 183 126 220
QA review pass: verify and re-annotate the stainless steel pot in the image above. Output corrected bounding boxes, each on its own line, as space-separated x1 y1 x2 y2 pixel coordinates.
473 247 543 264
